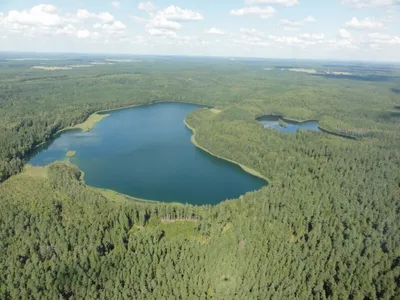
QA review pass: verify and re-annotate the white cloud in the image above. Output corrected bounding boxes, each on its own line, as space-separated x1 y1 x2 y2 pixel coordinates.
342 0 399 8
148 28 177 37
279 16 316 30
138 2 156 12
245 0 299 7
268 33 325 47
94 21 126 31
240 28 265 37
366 32 400 44
147 16 181 30
298 33 325 40
76 10 114 23
328 31 400 51
111 2 121 8
327 38 358 49
156 6 204 21
55 24 77 37
206 28 225 35
345 17 386 30
304 16 316 23
77 29 91 39
0 4 125 41
234 38 270 47
338 28 352 38
144 5 204 37
234 31 326 49
3 4 63 27
230 6 276 19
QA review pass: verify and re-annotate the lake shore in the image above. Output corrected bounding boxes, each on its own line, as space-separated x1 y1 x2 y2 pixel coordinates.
33 100 210 150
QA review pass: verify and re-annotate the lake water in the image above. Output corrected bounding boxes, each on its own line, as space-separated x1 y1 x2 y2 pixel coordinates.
29 102 265 205
258 115 321 133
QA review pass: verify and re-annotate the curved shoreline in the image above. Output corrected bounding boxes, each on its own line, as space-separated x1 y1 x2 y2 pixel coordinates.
33 100 210 150
317 125 357 140
256 114 357 140
29 102 266 206
184 119 270 185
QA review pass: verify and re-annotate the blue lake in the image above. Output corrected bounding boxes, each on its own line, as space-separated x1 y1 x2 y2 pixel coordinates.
29 102 266 205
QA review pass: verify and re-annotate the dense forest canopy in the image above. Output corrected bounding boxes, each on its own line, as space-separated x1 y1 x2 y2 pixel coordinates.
0 55 399 299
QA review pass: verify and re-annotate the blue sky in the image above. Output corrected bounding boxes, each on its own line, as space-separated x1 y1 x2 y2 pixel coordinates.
0 0 399 61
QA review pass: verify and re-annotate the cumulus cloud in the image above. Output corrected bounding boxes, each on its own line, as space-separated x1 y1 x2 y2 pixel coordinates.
345 17 386 30
55 24 78 37
111 2 121 8
0 4 124 41
338 28 352 38
234 29 266 46
342 0 399 8
148 28 177 37
245 0 299 7
3 4 63 27
138 2 156 12
206 28 225 35
234 38 270 47
279 16 316 30
156 6 204 21
76 9 114 23
327 38 358 50
298 33 324 40
268 33 325 47
144 5 203 37
234 31 326 48
230 6 276 19
94 20 126 31
77 29 91 39
147 16 181 30
366 32 400 44
240 28 265 37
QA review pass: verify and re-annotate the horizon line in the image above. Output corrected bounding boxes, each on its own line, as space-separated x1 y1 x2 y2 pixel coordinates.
0 51 399 65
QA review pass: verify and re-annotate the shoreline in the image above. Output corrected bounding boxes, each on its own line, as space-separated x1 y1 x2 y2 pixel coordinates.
317 125 357 140
33 100 209 150
26 102 268 206
184 119 270 184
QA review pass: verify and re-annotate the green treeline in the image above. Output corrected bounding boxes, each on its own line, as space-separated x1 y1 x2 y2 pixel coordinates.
0 57 400 299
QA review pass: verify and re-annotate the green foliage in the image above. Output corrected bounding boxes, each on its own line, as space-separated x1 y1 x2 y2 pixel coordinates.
0 57 400 299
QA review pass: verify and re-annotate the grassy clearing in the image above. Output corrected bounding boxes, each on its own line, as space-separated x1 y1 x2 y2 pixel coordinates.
147 218 202 240
72 113 109 132
22 164 48 179
222 223 233 234
94 186 160 204
210 108 222 114
66 150 76 157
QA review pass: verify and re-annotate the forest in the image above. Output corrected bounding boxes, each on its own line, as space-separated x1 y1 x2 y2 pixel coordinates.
0 55 399 299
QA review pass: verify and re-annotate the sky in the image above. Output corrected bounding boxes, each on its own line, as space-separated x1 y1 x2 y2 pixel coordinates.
0 0 399 61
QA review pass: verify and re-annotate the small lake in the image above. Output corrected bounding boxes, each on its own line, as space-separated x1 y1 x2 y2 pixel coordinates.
29 102 265 205
258 115 321 133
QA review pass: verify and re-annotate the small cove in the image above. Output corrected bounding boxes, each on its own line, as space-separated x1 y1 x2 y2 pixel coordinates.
29 102 266 205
